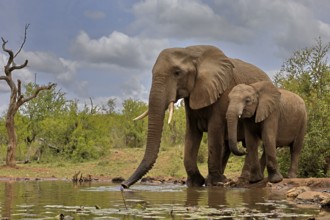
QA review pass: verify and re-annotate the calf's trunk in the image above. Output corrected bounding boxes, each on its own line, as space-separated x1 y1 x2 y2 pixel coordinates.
226 111 245 156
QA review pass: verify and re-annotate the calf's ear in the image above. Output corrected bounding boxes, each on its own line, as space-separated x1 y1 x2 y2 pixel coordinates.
250 81 281 123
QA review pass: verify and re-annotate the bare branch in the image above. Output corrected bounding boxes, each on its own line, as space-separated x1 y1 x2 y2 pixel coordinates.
9 59 28 72
1 37 14 70
0 76 8 81
14 24 30 58
18 80 22 97
90 97 94 114
17 83 56 107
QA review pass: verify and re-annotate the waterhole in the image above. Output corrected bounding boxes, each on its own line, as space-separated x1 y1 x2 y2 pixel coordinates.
0 181 326 219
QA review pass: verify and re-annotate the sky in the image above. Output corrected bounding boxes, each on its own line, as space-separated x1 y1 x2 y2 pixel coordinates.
1 0 330 113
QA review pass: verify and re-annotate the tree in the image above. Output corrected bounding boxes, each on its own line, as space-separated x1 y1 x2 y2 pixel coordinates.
274 38 330 177
17 84 68 161
105 98 117 114
20 83 67 144
0 25 55 167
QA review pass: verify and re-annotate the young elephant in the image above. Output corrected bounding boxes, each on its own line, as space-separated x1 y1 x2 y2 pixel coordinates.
226 81 307 183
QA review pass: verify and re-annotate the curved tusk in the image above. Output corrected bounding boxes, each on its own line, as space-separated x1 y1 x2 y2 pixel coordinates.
168 102 174 124
133 110 148 121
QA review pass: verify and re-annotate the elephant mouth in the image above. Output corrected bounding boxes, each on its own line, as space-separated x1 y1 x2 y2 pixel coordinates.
242 110 254 118
177 89 189 99
134 89 185 124
133 102 175 124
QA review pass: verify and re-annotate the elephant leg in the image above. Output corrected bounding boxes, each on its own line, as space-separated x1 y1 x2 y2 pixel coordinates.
259 144 266 176
206 123 227 186
262 122 283 183
221 143 231 174
288 138 303 178
184 127 205 187
239 140 251 181
244 130 263 183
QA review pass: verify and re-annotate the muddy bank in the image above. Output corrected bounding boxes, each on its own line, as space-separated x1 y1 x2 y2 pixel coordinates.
271 178 330 212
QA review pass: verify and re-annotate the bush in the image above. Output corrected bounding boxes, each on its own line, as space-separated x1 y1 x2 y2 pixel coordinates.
274 38 330 177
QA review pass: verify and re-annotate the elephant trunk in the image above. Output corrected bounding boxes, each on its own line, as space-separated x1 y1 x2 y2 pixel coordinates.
226 106 246 156
121 82 167 188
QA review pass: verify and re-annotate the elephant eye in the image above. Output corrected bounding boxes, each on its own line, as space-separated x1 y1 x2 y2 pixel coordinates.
173 69 181 77
245 97 251 104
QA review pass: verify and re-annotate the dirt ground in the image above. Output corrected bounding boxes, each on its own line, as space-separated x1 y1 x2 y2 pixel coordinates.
232 177 330 191
129 176 330 190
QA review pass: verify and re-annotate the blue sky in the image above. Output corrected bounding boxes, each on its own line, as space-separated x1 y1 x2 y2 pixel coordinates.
1 0 330 113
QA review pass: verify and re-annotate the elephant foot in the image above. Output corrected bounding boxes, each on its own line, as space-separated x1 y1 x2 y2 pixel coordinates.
288 170 297 178
249 172 264 183
240 170 251 180
205 173 227 186
186 173 205 187
268 172 283 183
236 176 250 186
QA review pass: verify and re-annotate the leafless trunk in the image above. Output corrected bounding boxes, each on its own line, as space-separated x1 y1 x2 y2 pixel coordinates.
1 25 55 167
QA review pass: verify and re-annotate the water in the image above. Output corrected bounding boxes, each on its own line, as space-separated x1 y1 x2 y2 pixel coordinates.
0 180 326 219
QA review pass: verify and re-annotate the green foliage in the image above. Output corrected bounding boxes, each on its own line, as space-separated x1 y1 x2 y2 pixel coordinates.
274 38 330 177
103 98 117 114
122 98 148 148
197 134 208 164
277 148 291 178
162 100 186 148
165 147 183 177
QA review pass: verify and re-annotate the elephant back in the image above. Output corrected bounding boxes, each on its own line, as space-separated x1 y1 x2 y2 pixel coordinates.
230 58 271 85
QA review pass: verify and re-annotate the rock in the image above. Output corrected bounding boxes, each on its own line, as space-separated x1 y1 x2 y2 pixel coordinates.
141 176 156 183
320 197 330 209
112 176 125 183
286 184 330 208
287 186 311 198
267 182 273 187
296 191 328 203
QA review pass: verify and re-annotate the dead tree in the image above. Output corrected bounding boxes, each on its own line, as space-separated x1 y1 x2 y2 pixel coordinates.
0 25 55 167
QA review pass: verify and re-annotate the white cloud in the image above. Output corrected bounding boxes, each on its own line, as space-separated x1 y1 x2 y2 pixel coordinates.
213 0 330 56
121 76 149 102
130 0 330 58
19 50 78 83
55 58 78 83
130 0 252 42
10 50 95 98
71 31 168 69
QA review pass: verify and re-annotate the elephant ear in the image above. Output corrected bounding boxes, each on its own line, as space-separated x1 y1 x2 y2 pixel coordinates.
189 46 234 109
251 81 281 123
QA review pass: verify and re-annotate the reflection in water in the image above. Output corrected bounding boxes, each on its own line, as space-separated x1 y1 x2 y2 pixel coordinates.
3 182 14 219
0 181 326 219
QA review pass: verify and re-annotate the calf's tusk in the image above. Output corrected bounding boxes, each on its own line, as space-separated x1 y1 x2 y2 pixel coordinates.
133 110 148 121
168 102 174 124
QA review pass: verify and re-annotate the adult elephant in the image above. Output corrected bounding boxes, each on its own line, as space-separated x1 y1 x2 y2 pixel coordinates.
226 81 307 183
121 45 271 188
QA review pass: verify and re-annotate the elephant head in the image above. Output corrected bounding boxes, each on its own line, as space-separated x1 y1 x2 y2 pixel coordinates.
121 45 234 188
226 81 281 155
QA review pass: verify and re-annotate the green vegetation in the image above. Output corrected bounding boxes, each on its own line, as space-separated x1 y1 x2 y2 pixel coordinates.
274 38 330 177
0 39 329 179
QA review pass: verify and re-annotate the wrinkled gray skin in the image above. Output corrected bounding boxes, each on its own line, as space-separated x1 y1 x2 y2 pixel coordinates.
226 81 307 183
121 45 271 188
